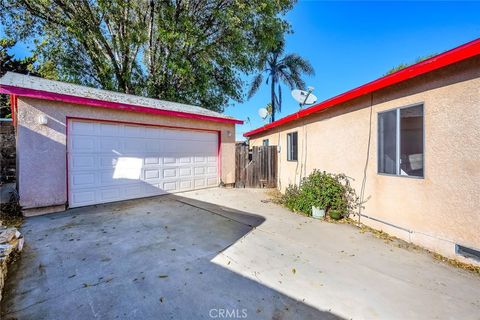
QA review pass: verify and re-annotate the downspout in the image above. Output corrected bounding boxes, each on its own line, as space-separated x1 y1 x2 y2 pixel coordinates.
358 93 374 222
276 126 282 190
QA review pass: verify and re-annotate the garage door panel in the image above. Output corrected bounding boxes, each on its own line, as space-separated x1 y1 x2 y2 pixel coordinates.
100 137 122 153
162 168 177 178
145 142 161 152
101 188 121 201
71 156 95 170
179 180 193 190
162 181 177 191
124 138 147 153
207 166 217 174
144 127 161 138
68 120 219 208
71 121 96 135
194 167 205 175
179 167 192 177
123 125 145 137
99 123 120 136
72 173 96 187
124 185 144 196
163 157 176 164
72 136 96 153
207 177 218 186
178 157 192 164
72 190 96 205
144 169 160 180
100 156 116 169
194 179 206 188
164 140 190 153
144 157 160 165
194 156 207 163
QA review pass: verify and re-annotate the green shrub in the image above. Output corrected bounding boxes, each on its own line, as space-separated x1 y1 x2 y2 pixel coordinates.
281 170 360 219
0 188 23 227
328 209 342 220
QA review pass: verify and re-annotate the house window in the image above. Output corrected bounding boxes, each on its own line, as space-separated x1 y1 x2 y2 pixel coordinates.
287 132 298 161
378 104 424 178
263 139 269 146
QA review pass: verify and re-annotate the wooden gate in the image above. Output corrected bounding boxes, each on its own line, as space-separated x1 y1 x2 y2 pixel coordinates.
235 145 277 188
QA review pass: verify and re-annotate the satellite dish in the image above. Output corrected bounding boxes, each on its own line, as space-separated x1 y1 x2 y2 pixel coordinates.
258 108 269 120
291 88 317 107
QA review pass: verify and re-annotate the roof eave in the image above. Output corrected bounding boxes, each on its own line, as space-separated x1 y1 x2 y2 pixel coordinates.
0 85 243 125
244 37 480 137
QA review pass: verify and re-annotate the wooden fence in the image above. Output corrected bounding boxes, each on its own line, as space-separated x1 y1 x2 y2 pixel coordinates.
235 145 277 188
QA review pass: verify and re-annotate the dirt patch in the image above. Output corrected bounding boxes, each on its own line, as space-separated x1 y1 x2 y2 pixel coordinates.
0 199 23 228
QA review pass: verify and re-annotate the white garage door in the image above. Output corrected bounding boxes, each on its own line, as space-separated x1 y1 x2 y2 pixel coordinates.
67 119 219 208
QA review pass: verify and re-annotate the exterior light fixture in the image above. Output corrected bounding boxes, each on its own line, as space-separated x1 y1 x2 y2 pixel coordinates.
38 115 48 125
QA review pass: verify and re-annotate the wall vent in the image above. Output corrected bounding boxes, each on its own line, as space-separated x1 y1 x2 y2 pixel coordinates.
455 244 480 262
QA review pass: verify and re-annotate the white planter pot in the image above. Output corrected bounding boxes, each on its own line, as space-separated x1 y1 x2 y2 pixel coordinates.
312 206 325 219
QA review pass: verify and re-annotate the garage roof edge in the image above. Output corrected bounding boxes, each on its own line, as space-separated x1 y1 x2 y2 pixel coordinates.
0 73 243 125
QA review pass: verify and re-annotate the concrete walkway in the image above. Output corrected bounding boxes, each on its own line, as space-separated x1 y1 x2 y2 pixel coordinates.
2 188 479 319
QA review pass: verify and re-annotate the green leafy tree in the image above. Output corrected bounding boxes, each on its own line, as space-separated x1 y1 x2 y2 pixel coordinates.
384 53 437 76
1 0 295 112
247 41 314 122
1 1 149 94
0 38 36 118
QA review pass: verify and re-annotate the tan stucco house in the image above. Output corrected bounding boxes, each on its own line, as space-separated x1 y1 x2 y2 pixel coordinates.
245 38 480 265
0 73 242 215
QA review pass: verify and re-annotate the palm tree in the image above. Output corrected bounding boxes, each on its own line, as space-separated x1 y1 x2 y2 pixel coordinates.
248 42 314 122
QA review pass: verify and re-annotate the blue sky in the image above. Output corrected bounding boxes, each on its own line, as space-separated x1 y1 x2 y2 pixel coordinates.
229 0 480 139
2 1 480 140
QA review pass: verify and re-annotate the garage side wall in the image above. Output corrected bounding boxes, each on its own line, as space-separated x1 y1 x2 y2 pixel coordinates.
249 56 480 264
16 100 235 211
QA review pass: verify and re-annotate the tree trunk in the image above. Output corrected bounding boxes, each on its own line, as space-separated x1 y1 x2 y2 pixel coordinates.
271 75 276 123
148 0 155 75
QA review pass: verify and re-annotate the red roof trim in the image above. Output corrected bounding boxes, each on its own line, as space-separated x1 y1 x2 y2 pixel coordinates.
0 85 243 125
244 38 480 137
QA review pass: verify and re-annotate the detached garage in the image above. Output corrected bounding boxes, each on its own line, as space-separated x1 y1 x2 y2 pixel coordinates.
0 72 242 215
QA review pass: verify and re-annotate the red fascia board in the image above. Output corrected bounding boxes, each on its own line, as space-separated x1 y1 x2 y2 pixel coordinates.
244 38 480 137
0 85 243 125
10 94 17 127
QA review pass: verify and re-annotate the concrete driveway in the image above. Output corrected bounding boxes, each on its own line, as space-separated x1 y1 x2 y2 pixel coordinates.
1 188 479 319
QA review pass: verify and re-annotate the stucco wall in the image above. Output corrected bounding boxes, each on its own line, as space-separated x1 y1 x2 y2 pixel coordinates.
16 98 236 210
249 56 480 263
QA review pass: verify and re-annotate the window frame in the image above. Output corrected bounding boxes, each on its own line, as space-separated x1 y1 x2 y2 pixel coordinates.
286 131 298 161
377 102 425 179
262 139 269 146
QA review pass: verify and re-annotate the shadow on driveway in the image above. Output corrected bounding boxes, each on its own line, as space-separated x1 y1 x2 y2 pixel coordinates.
1 194 342 320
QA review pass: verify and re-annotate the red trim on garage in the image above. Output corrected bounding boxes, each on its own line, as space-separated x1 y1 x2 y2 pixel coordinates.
67 116 222 133
0 85 243 125
244 37 480 137
9 95 17 127
65 119 69 207
65 116 223 206
217 131 222 184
